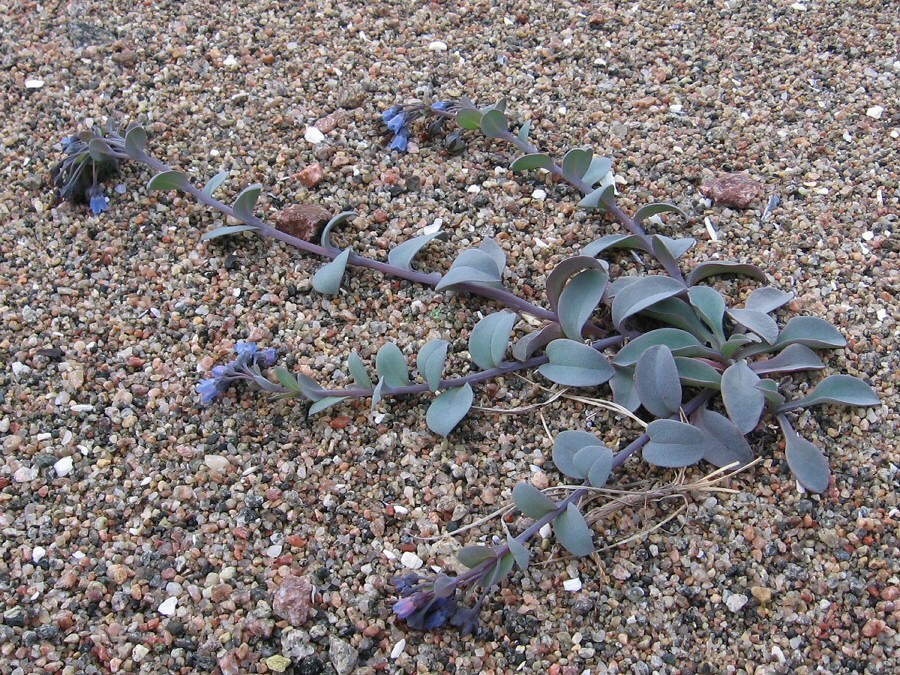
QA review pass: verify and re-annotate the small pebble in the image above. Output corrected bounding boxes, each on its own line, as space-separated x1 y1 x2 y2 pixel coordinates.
304 126 325 144
400 551 423 569
158 597 177 616
53 456 73 477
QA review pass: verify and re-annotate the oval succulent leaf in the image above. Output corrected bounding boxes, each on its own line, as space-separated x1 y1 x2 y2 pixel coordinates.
517 120 532 142
613 328 702 367
582 234 648 258
643 420 707 468
634 202 688 226
674 357 722 389
562 147 593 182
685 261 766 286
506 534 530 571
275 366 303 392
311 248 351 295
512 324 564 362
347 350 373 389
433 574 456 599
375 342 409 387
388 230 446 271
577 184 614 211
750 343 824 375
640 298 716 343
124 126 147 156
510 153 554 172
745 286 795 314
777 374 879 413
370 377 384 411
308 396 349 415
458 545 497 569
147 170 189 192
778 416 830 493
512 482 558 519
557 268 609 340
553 430 605 479
88 137 113 161
721 360 765 434
294 373 327 402
755 379 786 406
545 256 608 314
455 108 482 130
688 286 726 342
652 234 695 260
436 248 503 291
481 552 515 589
610 367 641 412
775 316 846 349
478 238 507 275
202 170 230 196
426 383 474 436
232 184 262 222
692 406 754 468
201 225 257 241
553 503 594 556
634 345 683 417
611 275 686 330
581 156 613 186
319 211 357 250
538 339 614 387
727 308 780 344
573 445 614 488
469 311 516 370
480 109 509 138
417 339 449 392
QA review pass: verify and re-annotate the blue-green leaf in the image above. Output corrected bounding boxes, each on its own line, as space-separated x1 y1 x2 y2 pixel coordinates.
545 256 608 314
124 126 147 156
557 268 609 340
480 109 509 139
778 416 830 493
417 339 449 392
510 153 553 172
455 108 482 130
562 148 593 182
774 316 846 349
573 445 613 488
426 383 473 436
745 287 794 314
777 375 879 413
727 308 779 344
750 344 825 375
553 430 604 479
634 202 688 226
610 367 640 411
436 248 503 291
538 339 615 387
202 170 230 197
640 298 715 342
613 328 702 367
458 545 497 569
319 211 357 250
581 156 613 186
311 248 350 295
371 377 384 411
507 534 530 571
347 350 372 389
686 261 766 286
200 225 258 241
479 238 506 275
756 379 786 406
554 503 594 556
674 357 722 389
388 231 445 272
643 420 707 468
147 170 190 192
692 407 754 468
634 345 682 417
294 373 327 402
308 396 349 415
611 275 686 330
517 120 532 142
721 360 764 434
88 137 113 161
721 333 759 359
512 482 557 519
375 342 409 387
577 184 614 210
687 286 726 342
582 234 649 258
469 311 516 370
232 184 261 222
275 366 302 392
480 552 515 588
512 324 564 362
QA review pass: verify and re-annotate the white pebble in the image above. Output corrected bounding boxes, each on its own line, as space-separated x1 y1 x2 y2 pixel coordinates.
204 454 230 473
563 578 583 592
466 184 481 194
428 41 448 51
725 593 748 612
32 546 46 563
390 639 406 659
866 105 884 120
158 596 178 616
14 467 37 483
266 544 283 558
400 552 423 569
12 362 31 379
25 78 44 89
304 126 325 144
531 189 547 200
223 55 238 67
54 456 74 477
132 644 149 662
539 523 552 539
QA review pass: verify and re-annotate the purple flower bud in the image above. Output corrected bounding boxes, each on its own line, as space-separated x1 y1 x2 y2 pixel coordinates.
255 348 277 368
392 595 420 619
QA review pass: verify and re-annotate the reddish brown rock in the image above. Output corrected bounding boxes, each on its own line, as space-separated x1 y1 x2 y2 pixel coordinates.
315 110 345 134
276 204 332 241
273 575 315 626
298 163 325 188
699 173 764 209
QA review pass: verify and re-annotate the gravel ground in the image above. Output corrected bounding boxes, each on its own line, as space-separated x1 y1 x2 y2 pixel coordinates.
1 0 898 673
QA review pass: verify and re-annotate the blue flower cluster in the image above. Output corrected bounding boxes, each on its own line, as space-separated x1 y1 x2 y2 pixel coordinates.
51 132 119 213
392 574 481 635
196 342 276 404
381 101 456 153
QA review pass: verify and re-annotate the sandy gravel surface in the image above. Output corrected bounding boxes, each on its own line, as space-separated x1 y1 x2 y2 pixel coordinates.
0 0 897 673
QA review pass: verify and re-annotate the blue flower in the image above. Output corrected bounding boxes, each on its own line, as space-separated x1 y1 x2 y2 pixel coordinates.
197 343 278 405
382 106 402 123
389 128 410 152
88 186 109 214
432 101 453 111
234 342 259 358
197 378 223 404
392 595 419 619
256 348 277 368
386 112 408 134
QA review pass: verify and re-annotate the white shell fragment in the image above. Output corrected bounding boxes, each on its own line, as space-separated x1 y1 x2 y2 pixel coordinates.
304 126 325 144
390 639 406 659
25 78 44 89
428 41 448 51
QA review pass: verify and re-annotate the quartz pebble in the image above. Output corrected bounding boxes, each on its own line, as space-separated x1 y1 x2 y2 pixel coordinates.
53 456 73 477
158 597 177 616
400 551 423 569
273 576 315 626
304 126 325 144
